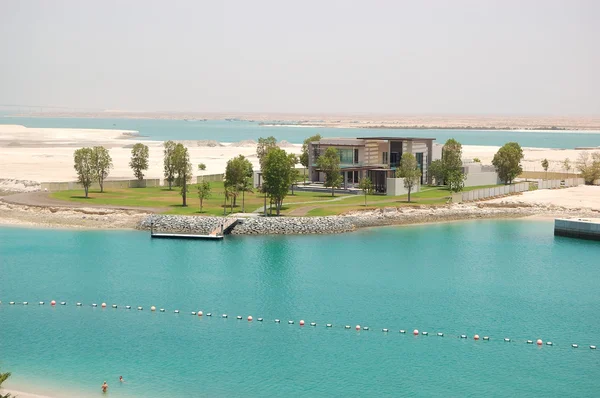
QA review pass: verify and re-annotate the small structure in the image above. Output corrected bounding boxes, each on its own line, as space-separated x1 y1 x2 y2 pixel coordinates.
150 218 240 240
462 161 501 187
554 218 600 241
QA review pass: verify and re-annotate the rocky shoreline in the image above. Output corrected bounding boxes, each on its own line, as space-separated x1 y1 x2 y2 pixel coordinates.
136 204 599 236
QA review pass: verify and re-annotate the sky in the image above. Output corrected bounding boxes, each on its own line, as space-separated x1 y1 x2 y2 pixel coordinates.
0 0 598 115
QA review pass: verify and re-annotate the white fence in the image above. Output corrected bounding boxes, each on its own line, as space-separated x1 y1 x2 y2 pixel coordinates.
453 182 530 203
536 178 584 190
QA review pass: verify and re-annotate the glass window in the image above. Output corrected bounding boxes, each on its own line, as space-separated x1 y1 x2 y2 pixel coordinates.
382 152 388 164
354 149 359 163
338 149 354 164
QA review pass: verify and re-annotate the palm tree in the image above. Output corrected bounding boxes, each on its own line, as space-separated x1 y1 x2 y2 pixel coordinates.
238 178 253 213
1 369 13 398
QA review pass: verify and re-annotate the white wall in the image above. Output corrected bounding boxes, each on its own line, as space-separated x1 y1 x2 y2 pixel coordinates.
386 178 421 196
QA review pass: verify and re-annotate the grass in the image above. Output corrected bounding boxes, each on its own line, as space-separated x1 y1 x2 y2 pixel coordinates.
50 183 506 217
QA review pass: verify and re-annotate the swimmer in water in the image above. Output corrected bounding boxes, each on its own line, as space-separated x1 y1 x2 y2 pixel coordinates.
119 376 125 383
102 381 108 393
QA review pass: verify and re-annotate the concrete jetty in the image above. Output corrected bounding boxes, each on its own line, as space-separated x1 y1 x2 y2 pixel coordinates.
554 218 600 241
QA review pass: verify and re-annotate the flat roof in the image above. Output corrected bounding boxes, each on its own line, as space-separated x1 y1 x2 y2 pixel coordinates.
357 137 436 141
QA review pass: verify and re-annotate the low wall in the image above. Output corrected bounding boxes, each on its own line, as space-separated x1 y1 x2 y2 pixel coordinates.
41 179 160 191
386 178 421 196
520 171 581 180
456 182 530 203
197 174 224 183
536 178 584 189
464 172 501 187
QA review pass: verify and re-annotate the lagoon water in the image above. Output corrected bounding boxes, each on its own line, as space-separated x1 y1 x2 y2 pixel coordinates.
1 220 600 397
2 116 600 148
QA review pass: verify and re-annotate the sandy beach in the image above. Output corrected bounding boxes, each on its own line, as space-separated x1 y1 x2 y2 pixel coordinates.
0 124 598 185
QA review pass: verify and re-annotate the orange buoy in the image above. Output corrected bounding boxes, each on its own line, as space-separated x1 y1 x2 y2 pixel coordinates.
356 325 361 331
299 320 305 326
474 334 480 340
101 302 106 308
248 315 253 321
537 339 543 346
51 300 56 306
198 311 203 316
413 329 419 335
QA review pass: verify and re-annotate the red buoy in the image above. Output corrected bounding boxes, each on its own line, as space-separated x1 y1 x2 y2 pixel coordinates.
413 329 419 335
474 334 480 340
299 320 305 326
356 325 361 331
51 300 56 306
101 302 106 308
537 339 543 346
247 315 253 321
198 311 203 317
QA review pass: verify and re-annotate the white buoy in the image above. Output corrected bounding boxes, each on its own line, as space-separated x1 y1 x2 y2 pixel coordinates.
382 328 389 332
112 304 117 308
572 344 579 348
527 340 533 344
160 308 165 312
126 305 131 309
39 301 45 305
60 302 66 305
92 303 97 307
137 306 143 311
326 324 332 328
590 345 597 350
275 319 280 323
400 330 406 334
363 326 369 330
460 334 467 339
345 325 351 329
23 301 28 305
422 331 428 336
222 314 228 318
174 310 180 314
151 306 156 312
437 332 444 337
546 341 553 346
504 338 511 342
483 336 489 341
76 302 82 306
9 301 15 305
257 318 263 322
288 320 294 324
206 313 212 317
310 322 317 326
237 316 242 320
191 312 197 315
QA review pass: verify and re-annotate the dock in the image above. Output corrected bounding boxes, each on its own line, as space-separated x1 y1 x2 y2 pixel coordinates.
554 218 600 241
150 218 241 240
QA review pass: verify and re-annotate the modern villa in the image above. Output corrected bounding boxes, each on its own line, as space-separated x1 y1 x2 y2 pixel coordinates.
308 136 436 193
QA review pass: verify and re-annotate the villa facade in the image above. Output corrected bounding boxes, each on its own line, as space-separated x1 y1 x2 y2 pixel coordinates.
308 136 435 193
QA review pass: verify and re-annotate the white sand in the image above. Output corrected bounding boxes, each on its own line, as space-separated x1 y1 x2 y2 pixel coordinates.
0 124 301 182
0 124 598 183
485 185 600 211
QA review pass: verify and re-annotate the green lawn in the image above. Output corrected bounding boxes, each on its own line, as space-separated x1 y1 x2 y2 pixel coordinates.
50 183 505 217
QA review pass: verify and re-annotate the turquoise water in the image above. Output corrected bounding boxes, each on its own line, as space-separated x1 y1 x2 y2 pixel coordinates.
1 221 600 397
2 116 600 148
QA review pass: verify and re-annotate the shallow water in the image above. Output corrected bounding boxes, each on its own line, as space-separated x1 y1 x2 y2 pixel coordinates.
1 221 600 397
2 116 600 148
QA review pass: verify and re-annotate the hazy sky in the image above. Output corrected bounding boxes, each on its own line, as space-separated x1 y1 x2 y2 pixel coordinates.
1 0 598 115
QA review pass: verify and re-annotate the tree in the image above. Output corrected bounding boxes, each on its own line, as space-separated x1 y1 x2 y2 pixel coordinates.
577 152 600 185
198 163 206 171
562 158 572 179
492 142 524 185
172 143 192 206
90 146 112 193
256 136 278 169
541 158 549 180
197 181 211 212
1 368 13 398
73 147 94 198
473 158 481 163
396 153 421 202
316 147 343 197
442 138 465 191
129 143 148 181
289 154 300 195
224 155 253 208
428 159 445 186
239 177 253 213
262 147 295 215
163 140 177 190
300 134 321 184
358 176 372 206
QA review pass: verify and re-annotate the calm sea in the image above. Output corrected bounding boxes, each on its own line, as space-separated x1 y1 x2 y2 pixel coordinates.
2 116 600 148
1 220 600 397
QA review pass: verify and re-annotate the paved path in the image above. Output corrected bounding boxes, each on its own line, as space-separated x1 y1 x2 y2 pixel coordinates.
252 194 358 214
1 191 160 213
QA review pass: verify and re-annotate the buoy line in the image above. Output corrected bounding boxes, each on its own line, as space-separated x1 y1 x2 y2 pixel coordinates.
1 299 597 350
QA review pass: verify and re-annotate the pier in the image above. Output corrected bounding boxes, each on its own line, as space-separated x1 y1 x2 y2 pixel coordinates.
554 218 600 241
150 218 240 240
